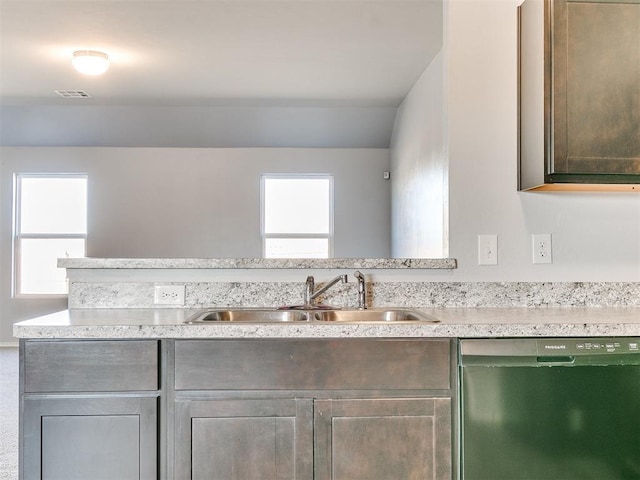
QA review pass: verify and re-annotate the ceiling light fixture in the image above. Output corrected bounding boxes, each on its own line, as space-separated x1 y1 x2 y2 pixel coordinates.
72 50 110 75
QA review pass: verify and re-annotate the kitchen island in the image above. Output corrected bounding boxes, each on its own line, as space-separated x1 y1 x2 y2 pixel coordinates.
15 258 640 479
16 307 640 480
15 306 640 480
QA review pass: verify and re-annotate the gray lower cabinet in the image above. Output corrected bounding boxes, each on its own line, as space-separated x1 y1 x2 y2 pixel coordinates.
174 396 451 480
173 339 454 480
20 340 160 480
314 397 451 480
175 398 313 480
20 338 454 480
22 396 157 480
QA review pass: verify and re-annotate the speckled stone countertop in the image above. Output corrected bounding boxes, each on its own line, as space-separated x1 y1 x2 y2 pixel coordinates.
58 257 457 269
13 307 640 339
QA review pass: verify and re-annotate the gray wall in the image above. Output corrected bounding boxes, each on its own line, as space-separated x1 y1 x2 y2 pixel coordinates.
444 0 640 282
390 51 447 258
5 0 640 342
0 105 397 149
0 147 390 342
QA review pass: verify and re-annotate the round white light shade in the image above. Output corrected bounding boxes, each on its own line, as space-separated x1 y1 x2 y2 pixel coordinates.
72 50 110 75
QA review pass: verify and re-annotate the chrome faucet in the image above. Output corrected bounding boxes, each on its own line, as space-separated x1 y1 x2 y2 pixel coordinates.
354 270 367 309
304 274 347 308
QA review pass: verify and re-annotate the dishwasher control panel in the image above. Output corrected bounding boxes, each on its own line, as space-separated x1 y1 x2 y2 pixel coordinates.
461 337 640 358
538 338 640 355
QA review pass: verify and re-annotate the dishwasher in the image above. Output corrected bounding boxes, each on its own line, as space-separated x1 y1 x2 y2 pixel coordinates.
459 338 640 480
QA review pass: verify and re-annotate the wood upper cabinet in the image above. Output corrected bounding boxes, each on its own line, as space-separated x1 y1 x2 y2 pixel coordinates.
518 0 640 191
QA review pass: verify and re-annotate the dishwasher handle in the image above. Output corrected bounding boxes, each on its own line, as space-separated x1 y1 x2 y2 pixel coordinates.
536 356 575 364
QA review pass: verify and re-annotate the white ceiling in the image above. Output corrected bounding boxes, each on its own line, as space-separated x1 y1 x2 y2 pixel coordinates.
0 0 443 108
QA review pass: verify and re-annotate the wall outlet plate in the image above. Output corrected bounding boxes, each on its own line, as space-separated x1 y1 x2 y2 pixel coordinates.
154 284 185 305
532 233 552 264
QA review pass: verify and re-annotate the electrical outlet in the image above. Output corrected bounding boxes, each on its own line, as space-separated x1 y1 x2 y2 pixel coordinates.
154 284 185 305
478 234 498 265
532 234 552 264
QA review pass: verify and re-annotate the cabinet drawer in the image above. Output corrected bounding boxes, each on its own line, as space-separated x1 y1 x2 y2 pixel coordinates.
175 339 450 391
24 340 159 392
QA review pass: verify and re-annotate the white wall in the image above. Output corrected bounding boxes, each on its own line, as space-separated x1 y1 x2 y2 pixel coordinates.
444 0 640 282
390 51 447 258
0 147 390 341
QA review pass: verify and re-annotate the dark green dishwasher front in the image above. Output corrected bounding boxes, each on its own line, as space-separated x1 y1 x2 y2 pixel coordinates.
460 338 640 480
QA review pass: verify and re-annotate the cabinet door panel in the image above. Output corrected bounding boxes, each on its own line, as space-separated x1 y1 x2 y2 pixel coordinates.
42 415 140 480
176 398 313 480
314 398 451 480
554 0 640 175
192 417 295 479
23 397 157 480
332 415 433 479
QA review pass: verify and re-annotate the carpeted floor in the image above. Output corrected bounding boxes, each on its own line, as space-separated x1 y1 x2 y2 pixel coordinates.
0 347 18 480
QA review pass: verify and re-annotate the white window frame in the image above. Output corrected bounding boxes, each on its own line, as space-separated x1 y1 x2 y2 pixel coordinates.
260 174 334 258
13 173 88 298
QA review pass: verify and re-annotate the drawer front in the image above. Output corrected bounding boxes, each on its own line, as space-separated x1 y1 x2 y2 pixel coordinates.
25 340 159 392
175 339 450 391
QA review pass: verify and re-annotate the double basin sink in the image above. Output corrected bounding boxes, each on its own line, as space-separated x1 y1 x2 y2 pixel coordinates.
186 308 440 324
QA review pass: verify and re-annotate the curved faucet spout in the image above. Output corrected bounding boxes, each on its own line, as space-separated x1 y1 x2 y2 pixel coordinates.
304 274 348 307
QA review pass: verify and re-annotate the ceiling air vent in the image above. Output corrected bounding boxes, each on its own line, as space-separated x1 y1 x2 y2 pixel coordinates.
54 89 92 98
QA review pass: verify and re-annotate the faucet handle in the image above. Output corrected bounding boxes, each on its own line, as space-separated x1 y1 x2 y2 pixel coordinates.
304 276 315 305
354 271 367 309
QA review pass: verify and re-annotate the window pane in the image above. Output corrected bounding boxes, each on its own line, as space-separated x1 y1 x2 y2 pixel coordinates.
264 178 330 234
19 239 85 294
20 177 87 234
265 238 329 258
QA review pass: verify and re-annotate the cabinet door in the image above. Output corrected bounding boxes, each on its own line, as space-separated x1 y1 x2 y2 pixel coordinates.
551 0 640 182
22 396 157 480
314 397 451 480
175 398 313 480
519 0 640 190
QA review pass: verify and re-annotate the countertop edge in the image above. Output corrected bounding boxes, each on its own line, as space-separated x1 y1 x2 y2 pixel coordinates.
13 308 640 339
57 257 458 270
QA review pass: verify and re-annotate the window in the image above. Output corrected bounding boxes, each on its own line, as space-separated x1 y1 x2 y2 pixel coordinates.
13 174 87 295
261 175 333 258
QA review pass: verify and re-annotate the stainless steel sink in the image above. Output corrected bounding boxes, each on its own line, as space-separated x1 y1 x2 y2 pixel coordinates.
185 308 439 324
186 309 313 323
317 309 438 323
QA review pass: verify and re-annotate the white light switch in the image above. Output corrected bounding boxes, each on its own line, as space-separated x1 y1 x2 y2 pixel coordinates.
478 235 498 266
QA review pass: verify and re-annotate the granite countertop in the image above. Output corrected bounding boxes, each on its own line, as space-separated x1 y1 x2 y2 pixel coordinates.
13 307 640 339
58 257 457 269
